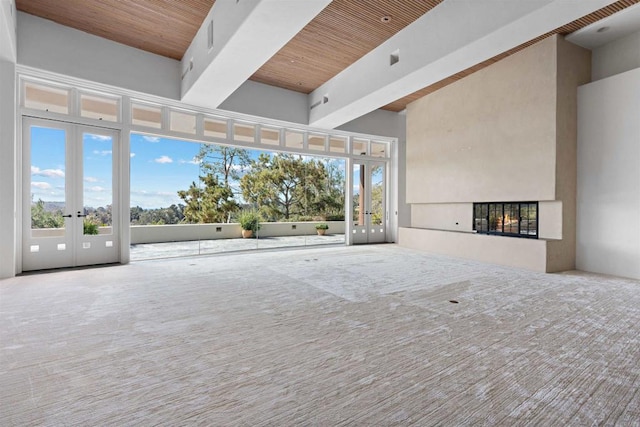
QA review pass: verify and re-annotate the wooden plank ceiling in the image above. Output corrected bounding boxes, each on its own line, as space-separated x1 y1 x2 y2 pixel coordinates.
16 0 640 113
15 0 215 60
249 0 443 94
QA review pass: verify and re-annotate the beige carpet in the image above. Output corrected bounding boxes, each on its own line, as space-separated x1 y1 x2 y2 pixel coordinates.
1 245 639 426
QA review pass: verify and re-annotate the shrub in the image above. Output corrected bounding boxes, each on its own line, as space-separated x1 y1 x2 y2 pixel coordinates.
238 210 261 233
83 220 99 235
325 214 345 221
315 223 329 230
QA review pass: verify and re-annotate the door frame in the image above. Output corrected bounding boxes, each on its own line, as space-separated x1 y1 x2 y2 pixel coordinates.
21 117 122 271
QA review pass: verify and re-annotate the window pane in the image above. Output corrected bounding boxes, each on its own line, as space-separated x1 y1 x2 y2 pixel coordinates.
204 117 227 139
370 141 387 158
352 138 368 155
519 204 529 235
475 203 489 233
480 204 488 232
80 93 119 121
329 137 346 153
30 126 66 238
308 134 325 151
132 103 162 128
24 82 69 114
234 123 255 143
260 128 280 146
504 203 519 234
83 132 113 235
370 165 384 225
528 203 537 236
285 131 303 149
170 111 196 134
489 203 503 232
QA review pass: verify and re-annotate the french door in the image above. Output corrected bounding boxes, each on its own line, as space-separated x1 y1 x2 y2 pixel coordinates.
352 161 387 244
22 118 120 271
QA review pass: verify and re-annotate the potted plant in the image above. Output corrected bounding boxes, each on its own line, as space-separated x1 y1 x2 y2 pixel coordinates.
315 223 329 236
238 210 261 238
83 219 99 235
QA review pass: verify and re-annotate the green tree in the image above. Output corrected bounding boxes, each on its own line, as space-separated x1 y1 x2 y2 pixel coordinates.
240 153 340 221
178 173 239 223
312 159 345 220
195 145 250 193
31 199 64 229
130 205 185 225
370 183 384 225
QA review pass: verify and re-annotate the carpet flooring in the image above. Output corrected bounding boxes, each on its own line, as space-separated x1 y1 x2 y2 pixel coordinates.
1 245 639 426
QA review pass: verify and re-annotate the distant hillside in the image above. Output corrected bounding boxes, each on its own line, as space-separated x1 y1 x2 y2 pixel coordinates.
41 201 65 212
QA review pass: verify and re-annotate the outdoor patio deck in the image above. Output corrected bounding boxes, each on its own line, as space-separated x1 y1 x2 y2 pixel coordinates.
130 233 345 260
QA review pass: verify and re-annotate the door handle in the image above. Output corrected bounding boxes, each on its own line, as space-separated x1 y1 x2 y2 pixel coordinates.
62 214 72 218
77 211 87 218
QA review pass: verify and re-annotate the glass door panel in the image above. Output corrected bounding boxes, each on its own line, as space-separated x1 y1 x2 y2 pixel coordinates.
76 128 119 266
23 122 74 270
369 163 386 243
353 163 367 244
30 126 67 238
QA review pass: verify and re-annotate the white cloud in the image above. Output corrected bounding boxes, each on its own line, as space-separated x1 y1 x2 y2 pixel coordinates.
84 176 99 183
179 157 200 165
130 152 136 158
89 186 106 192
90 135 112 141
31 166 65 178
143 136 160 143
93 150 112 156
154 155 173 164
31 181 52 189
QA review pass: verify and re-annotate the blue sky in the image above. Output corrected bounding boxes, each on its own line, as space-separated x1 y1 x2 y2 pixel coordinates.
29 128 203 209
30 127 346 210
30 126 115 209
130 133 202 208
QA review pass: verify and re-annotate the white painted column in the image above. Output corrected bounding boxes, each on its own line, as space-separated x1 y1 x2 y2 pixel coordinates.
0 60 17 279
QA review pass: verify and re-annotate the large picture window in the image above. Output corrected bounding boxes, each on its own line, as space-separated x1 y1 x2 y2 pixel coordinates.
473 202 538 238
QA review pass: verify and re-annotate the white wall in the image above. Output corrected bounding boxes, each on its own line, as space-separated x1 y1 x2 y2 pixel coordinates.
0 1 17 278
592 30 640 81
0 59 16 279
17 12 181 100
576 67 640 280
219 80 309 124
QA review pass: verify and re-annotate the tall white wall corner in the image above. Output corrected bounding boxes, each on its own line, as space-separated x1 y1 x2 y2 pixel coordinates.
0 0 17 62
576 68 640 280
0 59 17 279
181 0 331 110
308 0 620 129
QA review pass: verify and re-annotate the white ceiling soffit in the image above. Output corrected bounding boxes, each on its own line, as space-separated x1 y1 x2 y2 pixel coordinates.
181 0 331 109
566 2 640 48
308 0 619 129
